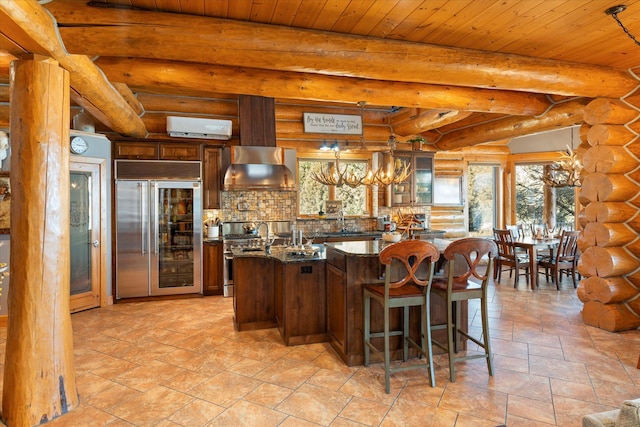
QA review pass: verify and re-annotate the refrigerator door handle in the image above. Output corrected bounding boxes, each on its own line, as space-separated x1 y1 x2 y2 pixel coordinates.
140 182 147 255
154 185 159 256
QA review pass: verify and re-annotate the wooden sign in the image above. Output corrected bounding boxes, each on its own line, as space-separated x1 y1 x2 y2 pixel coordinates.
303 112 362 134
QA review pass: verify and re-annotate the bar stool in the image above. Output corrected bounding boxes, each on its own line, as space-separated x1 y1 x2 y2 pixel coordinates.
430 237 498 382
363 240 440 393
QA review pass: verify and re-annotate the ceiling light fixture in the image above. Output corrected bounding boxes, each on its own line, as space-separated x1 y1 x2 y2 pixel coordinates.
605 5 640 47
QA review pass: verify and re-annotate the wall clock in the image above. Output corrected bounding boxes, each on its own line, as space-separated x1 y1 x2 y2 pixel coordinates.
70 136 88 155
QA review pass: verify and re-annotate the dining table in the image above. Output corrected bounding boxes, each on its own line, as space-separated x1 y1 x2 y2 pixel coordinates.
512 236 561 290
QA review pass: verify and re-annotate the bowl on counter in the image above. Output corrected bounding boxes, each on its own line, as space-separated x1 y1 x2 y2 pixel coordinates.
382 232 402 243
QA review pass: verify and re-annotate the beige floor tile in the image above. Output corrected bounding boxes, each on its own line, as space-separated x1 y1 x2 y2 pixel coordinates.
206 399 288 426
339 396 389 426
550 378 597 403
167 398 225 426
381 397 458 426
529 354 590 384
109 385 193 427
190 371 263 407
507 394 556 424
552 395 617 427
253 357 319 389
45 404 119 426
243 382 293 408
439 381 508 424
306 367 354 391
276 383 352 425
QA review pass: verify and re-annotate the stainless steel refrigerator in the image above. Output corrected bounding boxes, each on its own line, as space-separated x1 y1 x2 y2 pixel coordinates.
115 161 202 299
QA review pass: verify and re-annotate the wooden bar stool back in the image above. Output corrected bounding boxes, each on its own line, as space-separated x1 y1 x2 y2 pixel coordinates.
363 239 440 393
430 237 498 382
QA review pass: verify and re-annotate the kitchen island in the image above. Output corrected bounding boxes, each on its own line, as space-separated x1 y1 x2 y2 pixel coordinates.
324 239 462 366
232 238 462 367
232 245 327 345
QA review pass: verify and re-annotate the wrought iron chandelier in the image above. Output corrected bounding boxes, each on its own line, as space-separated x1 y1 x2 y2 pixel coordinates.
542 145 582 188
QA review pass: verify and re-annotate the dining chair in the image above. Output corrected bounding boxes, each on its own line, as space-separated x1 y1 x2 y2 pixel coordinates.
430 237 497 382
537 229 580 289
363 239 440 393
493 228 530 287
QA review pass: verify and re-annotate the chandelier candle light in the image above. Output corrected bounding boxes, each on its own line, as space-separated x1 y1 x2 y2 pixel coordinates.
311 144 412 188
542 145 582 188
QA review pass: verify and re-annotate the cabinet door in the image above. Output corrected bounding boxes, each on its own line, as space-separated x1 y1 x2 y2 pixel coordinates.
326 263 347 355
414 154 433 204
160 143 201 161
114 142 159 160
390 152 433 206
202 147 221 209
203 242 223 295
390 153 413 205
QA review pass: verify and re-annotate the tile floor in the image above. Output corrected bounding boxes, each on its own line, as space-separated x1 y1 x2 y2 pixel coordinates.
0 274 639 426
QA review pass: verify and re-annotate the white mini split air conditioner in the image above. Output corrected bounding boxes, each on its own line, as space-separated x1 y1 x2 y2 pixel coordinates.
166 116 233 140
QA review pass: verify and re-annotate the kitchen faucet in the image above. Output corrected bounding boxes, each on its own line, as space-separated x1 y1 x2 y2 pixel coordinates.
256 221 272 252
339 210 348 233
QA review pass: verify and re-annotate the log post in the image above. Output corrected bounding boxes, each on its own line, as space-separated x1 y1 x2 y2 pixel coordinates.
2 55 78 426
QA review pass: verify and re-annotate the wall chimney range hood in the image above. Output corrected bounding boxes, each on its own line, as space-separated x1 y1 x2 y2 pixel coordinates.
223 146 296 191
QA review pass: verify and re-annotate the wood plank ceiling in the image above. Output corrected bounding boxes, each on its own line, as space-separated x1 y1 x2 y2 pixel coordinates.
1 0 640 151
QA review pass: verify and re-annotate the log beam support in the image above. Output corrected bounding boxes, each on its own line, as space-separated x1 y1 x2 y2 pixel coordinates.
2 55 78 426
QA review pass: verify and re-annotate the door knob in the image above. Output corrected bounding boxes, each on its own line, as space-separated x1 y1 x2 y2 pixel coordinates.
92 240 100 248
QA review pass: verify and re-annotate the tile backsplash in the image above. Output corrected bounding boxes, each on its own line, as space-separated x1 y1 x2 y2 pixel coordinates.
203 190 432 234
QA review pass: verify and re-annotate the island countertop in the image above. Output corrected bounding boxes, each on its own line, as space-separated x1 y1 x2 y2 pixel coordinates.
231 244 325 263
324 237 452 257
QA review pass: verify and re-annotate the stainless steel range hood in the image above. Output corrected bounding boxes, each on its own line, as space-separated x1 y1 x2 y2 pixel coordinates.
223 146 296 191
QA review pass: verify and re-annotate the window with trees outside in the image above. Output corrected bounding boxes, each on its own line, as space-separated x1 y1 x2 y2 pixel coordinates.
515 163 576 229
298 158 368 216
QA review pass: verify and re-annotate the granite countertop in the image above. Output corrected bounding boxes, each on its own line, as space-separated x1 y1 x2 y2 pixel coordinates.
325 237 452 257
231 244 326 263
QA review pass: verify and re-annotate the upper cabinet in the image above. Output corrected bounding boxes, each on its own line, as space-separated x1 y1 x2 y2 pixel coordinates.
390 152 433 206
203 147 221 209
114 141 201 161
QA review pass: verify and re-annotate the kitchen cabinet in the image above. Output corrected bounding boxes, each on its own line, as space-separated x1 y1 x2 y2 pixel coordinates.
159 143 201 161
390 152 433 206
202 147 221 209
114 141 158 160
275 261 327 345
114 141 201 160
203 241 223 295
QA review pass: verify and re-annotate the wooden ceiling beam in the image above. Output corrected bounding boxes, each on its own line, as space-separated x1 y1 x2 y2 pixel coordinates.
45 0 637 98
0 2 147 138
94 56 551 116
391 110 473 136
435 99 589 150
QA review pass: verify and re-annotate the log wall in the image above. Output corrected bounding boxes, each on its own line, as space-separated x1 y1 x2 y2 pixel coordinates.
577 95 640 332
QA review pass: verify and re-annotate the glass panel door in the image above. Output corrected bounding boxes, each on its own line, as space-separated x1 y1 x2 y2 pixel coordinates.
151 182 201 296
414 155 433 204
392 153 412 205
70 161 102 312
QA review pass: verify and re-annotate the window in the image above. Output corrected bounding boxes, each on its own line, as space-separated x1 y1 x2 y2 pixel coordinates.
515 163 576 228
298 158 368 216
468 164 498 237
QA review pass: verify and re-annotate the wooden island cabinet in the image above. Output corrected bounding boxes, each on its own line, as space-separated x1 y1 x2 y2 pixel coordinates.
231 240 463 367
325 240 465 367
